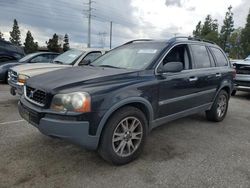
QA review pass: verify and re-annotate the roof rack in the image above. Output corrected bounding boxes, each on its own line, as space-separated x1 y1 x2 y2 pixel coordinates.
169 36 216 44
123 39 153 45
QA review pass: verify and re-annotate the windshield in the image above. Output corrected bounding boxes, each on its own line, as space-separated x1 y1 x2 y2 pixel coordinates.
19 53 38 63
245 55 250 60
91 43 165 70
52 50 83 65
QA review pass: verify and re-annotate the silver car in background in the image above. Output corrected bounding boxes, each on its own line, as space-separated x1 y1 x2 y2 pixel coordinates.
8 48 108 95
231 55 250 95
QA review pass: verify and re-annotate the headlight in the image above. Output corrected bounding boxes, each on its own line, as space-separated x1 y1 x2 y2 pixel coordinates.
18 74 29 84
50 92 91 113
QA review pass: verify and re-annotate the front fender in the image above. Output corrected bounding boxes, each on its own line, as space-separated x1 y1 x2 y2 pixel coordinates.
95 97 154 137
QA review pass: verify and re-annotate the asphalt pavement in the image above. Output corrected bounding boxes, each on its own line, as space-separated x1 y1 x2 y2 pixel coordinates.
1 84 250 188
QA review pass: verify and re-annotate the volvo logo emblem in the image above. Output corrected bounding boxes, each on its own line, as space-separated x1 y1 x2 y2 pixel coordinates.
29 90 36 98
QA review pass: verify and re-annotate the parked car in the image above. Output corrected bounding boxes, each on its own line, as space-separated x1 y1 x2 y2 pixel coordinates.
18 37 234 165
231 56 250 95
0 39 25 63
0 52 59 83
8 48 107 95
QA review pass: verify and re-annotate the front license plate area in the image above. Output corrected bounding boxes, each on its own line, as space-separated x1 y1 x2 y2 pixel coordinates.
20 105 40 126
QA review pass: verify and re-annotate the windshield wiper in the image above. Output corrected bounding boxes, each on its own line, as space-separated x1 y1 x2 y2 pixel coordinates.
98 65 122 69
53 60 64 64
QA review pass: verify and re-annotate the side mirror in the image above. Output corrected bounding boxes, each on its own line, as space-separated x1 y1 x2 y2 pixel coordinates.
79 59 91 66
159 61 183 73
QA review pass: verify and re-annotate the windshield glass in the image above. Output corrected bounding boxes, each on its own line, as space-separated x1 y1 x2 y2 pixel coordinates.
19 53 38 63
91 43 165 69
246 55 250 60
52 49 83 65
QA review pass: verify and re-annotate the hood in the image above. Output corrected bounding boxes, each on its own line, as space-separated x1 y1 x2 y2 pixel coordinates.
11 63 71 77
26 66 138 92
235 60 250 66
0 60 19 67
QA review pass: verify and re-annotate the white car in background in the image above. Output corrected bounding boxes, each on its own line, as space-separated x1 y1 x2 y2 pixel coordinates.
231 55 250 95
8 48 108 95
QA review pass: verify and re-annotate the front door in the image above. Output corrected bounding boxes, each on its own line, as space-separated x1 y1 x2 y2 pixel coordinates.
157 44 201 118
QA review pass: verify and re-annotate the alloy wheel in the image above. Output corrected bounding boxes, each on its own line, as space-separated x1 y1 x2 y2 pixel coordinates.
112 116 143 157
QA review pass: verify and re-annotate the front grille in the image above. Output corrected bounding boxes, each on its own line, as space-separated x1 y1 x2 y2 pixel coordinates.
9 70 18 82
25 86 47 106
236 64 250 75
236 69 250 74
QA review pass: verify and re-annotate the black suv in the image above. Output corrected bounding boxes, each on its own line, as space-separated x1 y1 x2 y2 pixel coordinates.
18 37 234 165
0 39 25 63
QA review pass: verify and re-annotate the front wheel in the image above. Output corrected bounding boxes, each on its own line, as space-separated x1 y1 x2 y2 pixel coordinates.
206 90 229 122
98 106 147 165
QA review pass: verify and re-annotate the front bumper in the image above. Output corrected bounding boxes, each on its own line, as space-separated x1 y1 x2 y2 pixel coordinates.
18 99 100 150
8 79 23 95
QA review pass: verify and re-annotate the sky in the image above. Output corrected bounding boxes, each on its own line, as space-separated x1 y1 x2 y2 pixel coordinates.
0 0 249 49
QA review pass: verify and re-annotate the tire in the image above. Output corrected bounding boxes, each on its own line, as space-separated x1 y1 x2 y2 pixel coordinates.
4 72 8 84
231 90 236 96
98 106 148 165
206 90 229 122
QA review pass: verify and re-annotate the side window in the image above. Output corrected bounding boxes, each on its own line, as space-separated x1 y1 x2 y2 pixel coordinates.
161 44 191 70
83 52 102 63
190 45 211 69
30 54 51 63
207 48 216 67
49 54 58 60
210 47 228 67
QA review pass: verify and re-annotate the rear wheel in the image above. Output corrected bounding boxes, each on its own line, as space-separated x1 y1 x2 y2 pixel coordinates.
206 90 229 122
98 106 147 165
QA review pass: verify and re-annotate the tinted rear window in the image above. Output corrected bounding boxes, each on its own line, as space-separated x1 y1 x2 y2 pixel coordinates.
211 47 228 67
190 45 211 68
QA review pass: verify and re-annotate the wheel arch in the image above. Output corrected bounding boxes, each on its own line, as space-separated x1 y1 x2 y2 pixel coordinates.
96 97 154 138
213 81 232 103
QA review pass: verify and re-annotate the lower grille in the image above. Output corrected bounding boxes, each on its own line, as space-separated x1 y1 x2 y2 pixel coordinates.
25 86 47 106
235 81 250 87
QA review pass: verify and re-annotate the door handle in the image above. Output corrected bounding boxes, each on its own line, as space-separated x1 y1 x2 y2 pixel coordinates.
215 73 222 77
189 76 198 82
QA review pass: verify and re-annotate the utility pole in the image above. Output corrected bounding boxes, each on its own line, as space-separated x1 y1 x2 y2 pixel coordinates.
87 0 92 48
110 21 113 49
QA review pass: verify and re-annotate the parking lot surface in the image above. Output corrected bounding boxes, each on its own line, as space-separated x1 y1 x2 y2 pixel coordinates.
1 84 250 188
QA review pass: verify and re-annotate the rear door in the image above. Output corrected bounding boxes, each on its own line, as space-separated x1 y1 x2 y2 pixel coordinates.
209 47 233 89
188 44 219 105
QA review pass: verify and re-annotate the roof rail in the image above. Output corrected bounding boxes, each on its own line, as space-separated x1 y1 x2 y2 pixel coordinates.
123 39 153 45
169 36 216 44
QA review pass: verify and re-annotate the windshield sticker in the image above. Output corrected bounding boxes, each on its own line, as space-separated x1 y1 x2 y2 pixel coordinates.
68 54 77 58
137 49 157 54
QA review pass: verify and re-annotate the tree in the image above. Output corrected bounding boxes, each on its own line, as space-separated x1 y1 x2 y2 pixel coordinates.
220 6 234 52
193 21 202 38
63 33 70 52
46 33 62 52
9 19 21 46
241 9 250 58
0 31 3 40
24 31 38 54
193 15 219 44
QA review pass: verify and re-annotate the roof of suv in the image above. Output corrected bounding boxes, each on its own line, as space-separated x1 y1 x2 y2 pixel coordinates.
122 37 219 48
